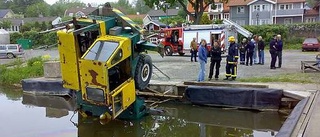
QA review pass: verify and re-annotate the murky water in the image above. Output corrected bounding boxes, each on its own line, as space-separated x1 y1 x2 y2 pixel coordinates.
0 87 286 137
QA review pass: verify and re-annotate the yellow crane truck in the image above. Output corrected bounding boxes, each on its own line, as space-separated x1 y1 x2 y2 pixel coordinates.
54 3 163 120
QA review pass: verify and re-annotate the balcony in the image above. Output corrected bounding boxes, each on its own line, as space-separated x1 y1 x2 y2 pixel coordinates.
272 9 304 16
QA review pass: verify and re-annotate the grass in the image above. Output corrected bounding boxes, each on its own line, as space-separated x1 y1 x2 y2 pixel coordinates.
239 73 320 84
0 56 50 85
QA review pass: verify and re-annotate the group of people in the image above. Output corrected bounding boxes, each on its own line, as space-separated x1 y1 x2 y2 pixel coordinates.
190 34 283 82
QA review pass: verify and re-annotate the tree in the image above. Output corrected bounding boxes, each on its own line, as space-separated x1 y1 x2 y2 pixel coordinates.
0 20 12 30
143 0 228 24
40 21 47 31
25 2 50 17
49 0 86 17
134 0 151 14
110 0 136 14
200 13 211 24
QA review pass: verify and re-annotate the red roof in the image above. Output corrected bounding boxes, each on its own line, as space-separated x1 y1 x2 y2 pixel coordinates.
304 9 319 15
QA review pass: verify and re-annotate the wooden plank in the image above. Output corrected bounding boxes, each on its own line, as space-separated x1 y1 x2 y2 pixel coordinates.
290 92 316 137
283 90 311 100
302 91 320 137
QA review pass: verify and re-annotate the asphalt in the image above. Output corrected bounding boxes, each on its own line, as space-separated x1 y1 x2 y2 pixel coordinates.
1 49 319 91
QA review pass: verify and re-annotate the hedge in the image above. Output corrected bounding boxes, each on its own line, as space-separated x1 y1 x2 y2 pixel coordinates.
10 31 57 48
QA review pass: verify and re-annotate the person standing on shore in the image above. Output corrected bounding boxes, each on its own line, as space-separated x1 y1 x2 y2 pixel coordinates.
208 41 222 80
258 36 265 65
245 38 255 66
224 36 239 81
197 39 207 82
269 35 278 69
190 38 198 62
239 38 247 65
276 34 283 68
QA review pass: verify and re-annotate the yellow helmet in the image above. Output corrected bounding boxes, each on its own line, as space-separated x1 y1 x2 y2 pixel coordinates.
228 36 235 42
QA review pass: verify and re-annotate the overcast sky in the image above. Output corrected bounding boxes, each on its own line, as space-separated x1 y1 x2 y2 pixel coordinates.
44 0 134 5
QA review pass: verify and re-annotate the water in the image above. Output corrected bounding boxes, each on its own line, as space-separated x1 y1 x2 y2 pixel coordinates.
0 87 285 137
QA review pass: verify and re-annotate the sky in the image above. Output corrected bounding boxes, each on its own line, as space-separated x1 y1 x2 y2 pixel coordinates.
44 0 134 5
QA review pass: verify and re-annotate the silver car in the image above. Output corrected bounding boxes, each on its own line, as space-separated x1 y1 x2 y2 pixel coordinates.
0 44 24 59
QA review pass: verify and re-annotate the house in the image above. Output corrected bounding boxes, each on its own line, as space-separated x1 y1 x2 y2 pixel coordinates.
0 17 61 32
146 8 179 20
143 15 167 31
186 1 230 21
228 0 307 25
64 7 97 17
304 2 320 22
0 9 14 18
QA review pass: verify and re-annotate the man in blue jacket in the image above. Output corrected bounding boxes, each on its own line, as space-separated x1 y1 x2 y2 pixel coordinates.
276 34 283 68
269 35 278 69
245 38 255 66
224 36 239 81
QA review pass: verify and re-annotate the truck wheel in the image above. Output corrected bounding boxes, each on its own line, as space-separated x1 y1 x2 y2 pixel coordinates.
7 53 15 59
164 46 173 56
135 54 152 90
178 53 185 56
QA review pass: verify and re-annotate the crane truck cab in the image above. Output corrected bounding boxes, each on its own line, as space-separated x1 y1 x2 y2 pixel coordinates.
54 3 163 120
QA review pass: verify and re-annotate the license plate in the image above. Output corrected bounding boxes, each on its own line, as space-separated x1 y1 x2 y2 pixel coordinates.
308 44 313 46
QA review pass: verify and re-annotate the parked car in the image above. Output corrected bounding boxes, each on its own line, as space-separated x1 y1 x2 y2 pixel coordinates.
0 44 24 59
302 38 320 51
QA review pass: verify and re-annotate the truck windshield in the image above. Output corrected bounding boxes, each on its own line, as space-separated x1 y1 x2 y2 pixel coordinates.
83 41 119 62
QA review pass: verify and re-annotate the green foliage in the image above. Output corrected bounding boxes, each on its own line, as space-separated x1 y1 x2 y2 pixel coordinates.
200 13 211 25
10 32 23 44
134 0 151 14
25 2 50 17
10 31 56 47
132 18 143 25
239 73 320 83
111 0 136 15
0 56 46 85
177 9 187 19
0 20 12 29
213 19 223 24
50 0 86 16
160 16 186 26
40 21 47 31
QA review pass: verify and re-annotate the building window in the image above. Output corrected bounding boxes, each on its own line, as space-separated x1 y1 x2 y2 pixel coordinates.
210 3 222 11
237 6 244 13
223 13 229 20
284 18 293 24
305 17 316 23
213 15 220 20
253 5 260 11
279 4 293 10
261 4 269 11
236 20 245 25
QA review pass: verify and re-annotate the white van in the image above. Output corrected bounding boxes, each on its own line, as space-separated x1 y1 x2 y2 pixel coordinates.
0 44 24 59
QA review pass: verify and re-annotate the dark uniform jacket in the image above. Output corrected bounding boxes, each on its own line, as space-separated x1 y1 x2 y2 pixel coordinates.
245 41 255 53
239 42 247 53
269 39 277 53
227 42 239 62
210 47 222 61
258 40 265 51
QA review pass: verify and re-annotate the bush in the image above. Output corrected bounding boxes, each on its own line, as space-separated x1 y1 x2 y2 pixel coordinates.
0 56 49 85
10 32 23 44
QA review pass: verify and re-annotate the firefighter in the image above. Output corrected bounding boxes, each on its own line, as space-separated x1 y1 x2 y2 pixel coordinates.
239 38 247 65
224 36 239 81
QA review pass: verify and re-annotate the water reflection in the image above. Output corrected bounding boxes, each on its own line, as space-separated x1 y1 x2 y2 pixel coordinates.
0 86 23 101
0 90 284 137
77 103 283 137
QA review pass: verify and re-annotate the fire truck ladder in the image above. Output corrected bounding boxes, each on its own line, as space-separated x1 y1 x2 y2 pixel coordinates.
223 19 253 38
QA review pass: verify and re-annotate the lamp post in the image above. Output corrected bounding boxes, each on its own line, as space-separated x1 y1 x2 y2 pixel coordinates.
256 13 259 25
164 3 169 27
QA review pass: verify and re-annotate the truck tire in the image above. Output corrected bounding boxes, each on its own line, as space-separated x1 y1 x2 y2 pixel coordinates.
178 53 185 56
135 54 152 90
7 53 15 59
164 46 173 56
